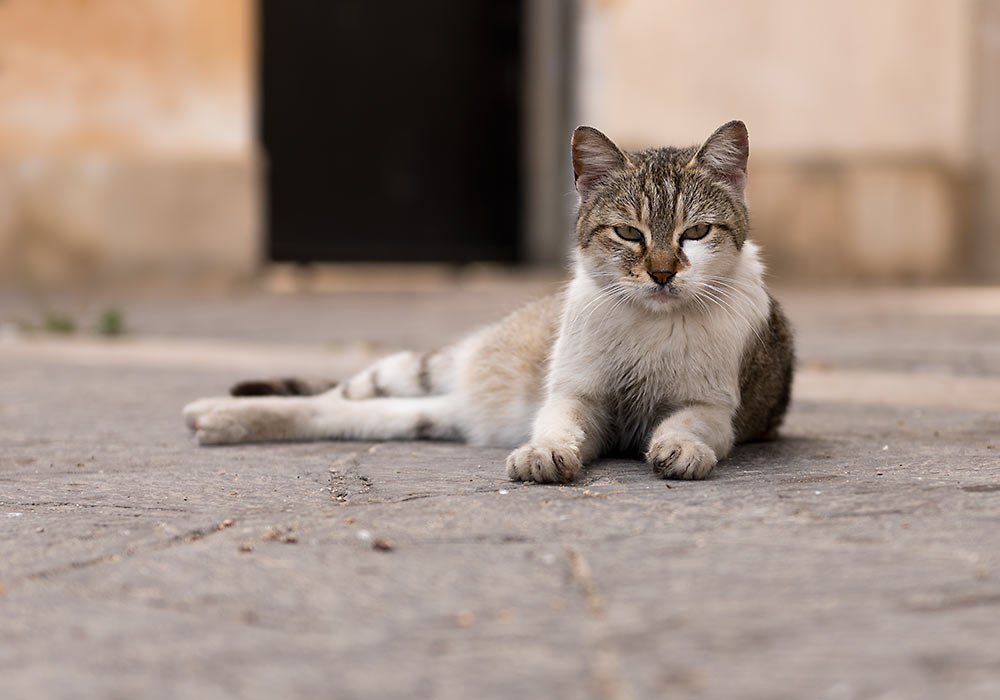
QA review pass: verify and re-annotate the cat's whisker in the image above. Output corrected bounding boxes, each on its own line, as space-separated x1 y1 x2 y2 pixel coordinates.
587 287 633 335
702 282 757 316
577 284 627 329
579 298 616 330
701 275 756 299
703 283 771 356
699 285 766 347
593 288 632 328
565 282 620 327
696 289 741 335
702 276 763 310
700 284 750 321
690 291 712 317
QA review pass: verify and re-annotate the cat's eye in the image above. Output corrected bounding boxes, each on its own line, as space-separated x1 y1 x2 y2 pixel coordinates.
682 224 711 241
614 226 644 243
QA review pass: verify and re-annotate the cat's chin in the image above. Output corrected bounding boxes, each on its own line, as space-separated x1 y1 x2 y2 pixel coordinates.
639 287 685 312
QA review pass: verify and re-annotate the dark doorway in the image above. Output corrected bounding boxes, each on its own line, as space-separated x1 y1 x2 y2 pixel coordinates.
259 1 522 263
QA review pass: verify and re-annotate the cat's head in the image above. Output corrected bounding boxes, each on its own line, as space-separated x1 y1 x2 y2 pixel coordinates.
572 121 751 313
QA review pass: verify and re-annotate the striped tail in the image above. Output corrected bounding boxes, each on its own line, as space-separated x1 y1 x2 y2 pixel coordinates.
230 377 338 397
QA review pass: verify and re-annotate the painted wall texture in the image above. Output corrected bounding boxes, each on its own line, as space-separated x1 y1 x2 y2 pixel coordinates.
0 0 996 284
578 0 997 282
0 0 257 286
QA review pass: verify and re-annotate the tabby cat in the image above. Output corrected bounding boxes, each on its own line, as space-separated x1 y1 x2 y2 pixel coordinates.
184 121 794 481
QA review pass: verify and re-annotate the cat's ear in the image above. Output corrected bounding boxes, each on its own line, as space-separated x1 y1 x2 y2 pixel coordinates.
572 127 630 198
689 120 749 193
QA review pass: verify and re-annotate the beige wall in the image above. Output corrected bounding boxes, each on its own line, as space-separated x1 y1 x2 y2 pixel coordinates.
0 0 257 286
578 0 987 282
1 0 995 285
0 0 251 156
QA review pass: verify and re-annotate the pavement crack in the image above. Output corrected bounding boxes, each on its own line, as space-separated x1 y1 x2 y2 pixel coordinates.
12 518 237 585
963 484 1000 493
170 518 236 544
389 492 437 502
904 589 1000 612
4 501 189 513
826 508 907 518
566 546 633 700
19 553 124 582
567 546 606 618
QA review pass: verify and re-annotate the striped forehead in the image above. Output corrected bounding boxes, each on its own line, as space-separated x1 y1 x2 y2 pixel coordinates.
634 164 686 239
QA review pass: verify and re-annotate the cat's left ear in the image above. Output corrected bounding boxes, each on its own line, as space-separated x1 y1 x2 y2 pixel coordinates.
689 120 749 194
572 126 631 199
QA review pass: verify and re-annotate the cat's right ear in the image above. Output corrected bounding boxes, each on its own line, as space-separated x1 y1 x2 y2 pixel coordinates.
572 127 630 198
689 120 749 194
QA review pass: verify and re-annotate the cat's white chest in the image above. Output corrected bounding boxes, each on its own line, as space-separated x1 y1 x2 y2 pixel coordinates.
572 309 739 402
547 249 769 450
550 284 756 450
557 309 741 450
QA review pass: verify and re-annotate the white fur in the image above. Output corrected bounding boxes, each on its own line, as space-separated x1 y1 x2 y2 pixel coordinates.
508 242 768 480
342 351 425 399
183 243 768 481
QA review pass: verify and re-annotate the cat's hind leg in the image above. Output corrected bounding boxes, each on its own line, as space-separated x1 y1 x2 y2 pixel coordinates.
185 393 463 445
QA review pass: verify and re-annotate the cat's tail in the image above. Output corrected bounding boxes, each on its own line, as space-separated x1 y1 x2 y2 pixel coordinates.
230 377 339 397
229 348 455 400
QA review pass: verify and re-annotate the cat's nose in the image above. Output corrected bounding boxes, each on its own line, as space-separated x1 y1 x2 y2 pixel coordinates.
648 270 676 286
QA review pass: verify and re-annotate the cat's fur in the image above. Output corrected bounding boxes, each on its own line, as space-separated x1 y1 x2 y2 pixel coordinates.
183 121 794 482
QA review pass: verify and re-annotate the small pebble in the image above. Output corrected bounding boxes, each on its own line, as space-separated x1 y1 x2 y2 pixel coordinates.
455 610 475 627
499 489 509 495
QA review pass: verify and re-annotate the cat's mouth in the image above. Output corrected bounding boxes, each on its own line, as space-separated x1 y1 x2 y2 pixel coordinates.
646 286 680 304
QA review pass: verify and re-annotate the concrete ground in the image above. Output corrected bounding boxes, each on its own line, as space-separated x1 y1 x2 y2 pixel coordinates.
1 277 999 700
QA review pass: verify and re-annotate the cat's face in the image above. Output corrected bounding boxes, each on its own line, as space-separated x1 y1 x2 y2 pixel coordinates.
572 122 751 314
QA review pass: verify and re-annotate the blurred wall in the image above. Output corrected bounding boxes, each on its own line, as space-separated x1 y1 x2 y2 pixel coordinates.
1 0 996 286
0 0 257 287
579 0 999 283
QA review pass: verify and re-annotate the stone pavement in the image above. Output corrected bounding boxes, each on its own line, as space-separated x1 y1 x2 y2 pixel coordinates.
1 279 999 700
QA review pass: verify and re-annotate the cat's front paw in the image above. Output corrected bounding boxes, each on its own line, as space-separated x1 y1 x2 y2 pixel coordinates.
192 408 251 445
183 398 257 444
505 443 581 483
647 435 717 480
183 397 233 431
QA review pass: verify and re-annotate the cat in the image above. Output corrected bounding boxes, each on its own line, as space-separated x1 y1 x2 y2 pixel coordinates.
183 120 794 482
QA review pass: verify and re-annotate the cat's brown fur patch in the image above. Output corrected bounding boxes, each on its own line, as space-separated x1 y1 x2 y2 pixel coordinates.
734 297 795 442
